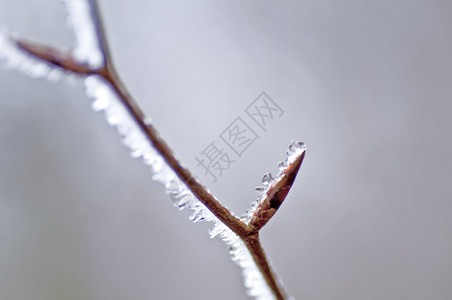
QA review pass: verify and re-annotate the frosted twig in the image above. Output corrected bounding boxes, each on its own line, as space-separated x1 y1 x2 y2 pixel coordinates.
1 1 307 299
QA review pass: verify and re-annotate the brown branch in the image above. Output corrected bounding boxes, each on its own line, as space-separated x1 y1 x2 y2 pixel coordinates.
12 0 307 298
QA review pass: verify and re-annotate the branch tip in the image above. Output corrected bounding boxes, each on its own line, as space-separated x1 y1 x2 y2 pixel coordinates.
248 141 306 232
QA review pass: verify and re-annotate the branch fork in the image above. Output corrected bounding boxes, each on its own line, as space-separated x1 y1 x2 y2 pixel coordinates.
7 1 307 299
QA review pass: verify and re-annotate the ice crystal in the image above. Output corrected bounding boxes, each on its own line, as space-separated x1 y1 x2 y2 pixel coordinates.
261 172 273 185
62 0 104 69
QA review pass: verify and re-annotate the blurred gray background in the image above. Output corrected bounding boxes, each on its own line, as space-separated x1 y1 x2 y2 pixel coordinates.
1 1 451 299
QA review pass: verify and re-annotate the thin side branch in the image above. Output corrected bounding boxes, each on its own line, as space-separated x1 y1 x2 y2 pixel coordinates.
16 40 92 75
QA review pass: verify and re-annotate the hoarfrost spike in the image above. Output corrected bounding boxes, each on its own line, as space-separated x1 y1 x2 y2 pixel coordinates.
262 173 273 185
